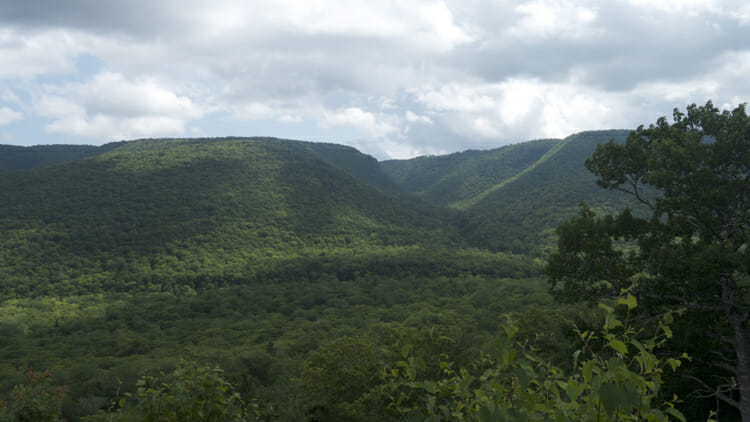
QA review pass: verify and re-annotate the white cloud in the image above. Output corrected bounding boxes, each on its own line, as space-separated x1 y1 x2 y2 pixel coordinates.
45 115 188 140
1 89 21 105
35 72 201 140
0 29 82 79
232 103 275 121
78 72 201 119
229 102 304 123
507 0 600 40
0 107 22 125
271 0 473 52
1 1 750 156
405 110 433 125
321 107 398 138
415 84 495 113
414 77 622 141
624 0 750 23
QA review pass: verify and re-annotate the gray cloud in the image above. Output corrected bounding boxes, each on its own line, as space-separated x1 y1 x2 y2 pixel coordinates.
1 0 749 158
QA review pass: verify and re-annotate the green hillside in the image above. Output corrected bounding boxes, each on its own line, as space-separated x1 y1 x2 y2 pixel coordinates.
0 137 543 421
379 131 638 254
0 137 476 298
458 130 643 254
1 130 719 421
380 138 557 205
0 143 124 173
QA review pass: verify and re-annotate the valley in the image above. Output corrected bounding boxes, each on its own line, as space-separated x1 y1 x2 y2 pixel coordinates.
0 132 718 420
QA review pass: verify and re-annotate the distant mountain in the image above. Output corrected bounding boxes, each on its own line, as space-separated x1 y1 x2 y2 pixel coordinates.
0 143 124 173
0 137 472 298
0 131 644 297
458 130 640 254
381 130 644 254
380 139 557 206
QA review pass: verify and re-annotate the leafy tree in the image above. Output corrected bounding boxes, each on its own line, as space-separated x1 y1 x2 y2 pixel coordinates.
382 296 688 421
297 336 388 422
547 101 750 420
0 370 66 422
92 358 257 422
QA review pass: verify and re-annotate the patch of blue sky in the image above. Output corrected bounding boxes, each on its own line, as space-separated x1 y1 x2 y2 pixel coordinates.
32 53 104 86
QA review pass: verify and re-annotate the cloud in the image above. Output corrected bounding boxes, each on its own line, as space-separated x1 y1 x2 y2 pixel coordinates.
413 77 623 142
321 107 398 139
0 106 22 125
1 1 750 157
0 29 82 79
405 111 433 125
507 0 600 40
35 72 201 140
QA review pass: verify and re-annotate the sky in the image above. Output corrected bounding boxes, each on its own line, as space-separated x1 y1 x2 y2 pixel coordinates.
1 1 749 159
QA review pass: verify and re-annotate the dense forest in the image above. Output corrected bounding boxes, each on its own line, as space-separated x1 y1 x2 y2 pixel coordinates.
1 103 747 421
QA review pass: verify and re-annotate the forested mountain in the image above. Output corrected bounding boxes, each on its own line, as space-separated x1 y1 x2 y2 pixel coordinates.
458 130 644 254
0 143 124 173
0 137 478 298
382 130 643 254
3 131 714 421
380 138 557 205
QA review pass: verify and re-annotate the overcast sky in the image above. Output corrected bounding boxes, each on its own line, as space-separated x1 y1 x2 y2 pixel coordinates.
1 1 749 159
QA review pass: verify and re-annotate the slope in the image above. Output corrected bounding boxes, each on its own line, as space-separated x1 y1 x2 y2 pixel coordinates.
458 130 643 254
380 139 558 206
0 137 480 298
0 143 124 173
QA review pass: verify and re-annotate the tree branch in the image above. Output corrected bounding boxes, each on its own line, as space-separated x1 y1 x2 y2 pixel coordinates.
689 355 737 374
681 374 740 409
636 291 723 312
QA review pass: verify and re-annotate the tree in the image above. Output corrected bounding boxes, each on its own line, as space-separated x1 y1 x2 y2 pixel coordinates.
546 101 750 420
297 336 388 422
82 359 257 422
383 298 688 421
0 370 66 422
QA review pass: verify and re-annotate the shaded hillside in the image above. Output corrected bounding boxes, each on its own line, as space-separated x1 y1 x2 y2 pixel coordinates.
300 141 401 192
459 130 644 254
381 139 558 206
0 138 477 298
0 143 124 173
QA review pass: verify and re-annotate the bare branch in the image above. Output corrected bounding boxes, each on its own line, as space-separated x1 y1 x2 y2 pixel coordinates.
636 291 724 312
710 350 737 365
681 374 740 409
689 355 737 373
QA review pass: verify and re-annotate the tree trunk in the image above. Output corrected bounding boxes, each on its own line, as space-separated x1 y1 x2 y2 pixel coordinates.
731 312 750 422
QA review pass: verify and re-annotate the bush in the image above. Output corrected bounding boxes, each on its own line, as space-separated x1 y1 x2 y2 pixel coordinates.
0 369 66 422
382 295 689 421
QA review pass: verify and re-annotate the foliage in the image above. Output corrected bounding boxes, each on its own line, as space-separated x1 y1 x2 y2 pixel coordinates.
0 370 66 422
459 130 640 254
296 336 389 421
0 144 122 174
0 138 466 299
383 296 687 421
381 139 557 206
0 131 704 420
547 101 750 419
87 359 257 422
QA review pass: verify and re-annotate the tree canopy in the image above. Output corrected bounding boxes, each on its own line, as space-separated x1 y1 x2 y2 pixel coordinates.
547 101 750 420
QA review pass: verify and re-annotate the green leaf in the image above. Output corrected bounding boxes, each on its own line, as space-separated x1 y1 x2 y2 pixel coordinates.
662 325 673 338
598 303 614 314
582 361 595 384
608 340 628 355
666 406 687 422
422 380 437 394
625 293 637 310
599 382 622 415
